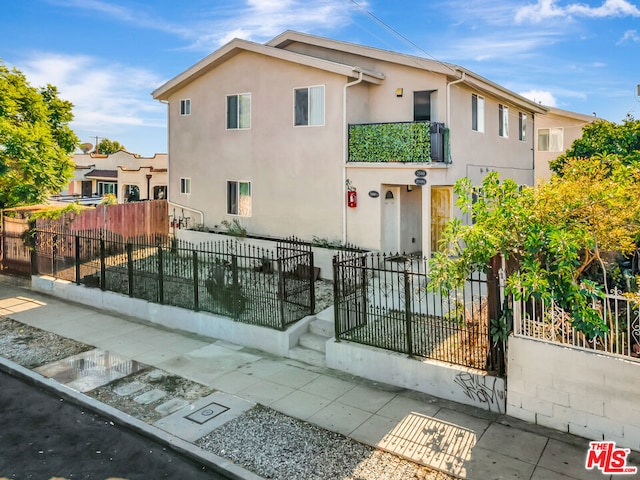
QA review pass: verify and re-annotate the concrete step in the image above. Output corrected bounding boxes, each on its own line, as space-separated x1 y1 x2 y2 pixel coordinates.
309 319 333 338
298 332 328 353
315 306 335 323
287 346 326 368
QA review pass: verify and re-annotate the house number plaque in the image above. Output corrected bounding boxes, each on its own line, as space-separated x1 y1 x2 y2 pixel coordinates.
415 169 427 177
414 178 427 186
368 190 380 198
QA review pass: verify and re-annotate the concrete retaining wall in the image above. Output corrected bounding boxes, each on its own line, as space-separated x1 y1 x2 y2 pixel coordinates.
31 276 311 358
326 339 506 413
507 335 640 451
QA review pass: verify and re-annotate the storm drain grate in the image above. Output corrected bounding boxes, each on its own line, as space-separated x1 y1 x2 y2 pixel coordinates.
185 402 229 424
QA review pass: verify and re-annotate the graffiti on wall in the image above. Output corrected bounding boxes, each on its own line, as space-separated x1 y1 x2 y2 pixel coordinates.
454 372 505 413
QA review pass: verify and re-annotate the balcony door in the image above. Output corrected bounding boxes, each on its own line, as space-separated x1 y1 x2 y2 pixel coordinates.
414 90 433 122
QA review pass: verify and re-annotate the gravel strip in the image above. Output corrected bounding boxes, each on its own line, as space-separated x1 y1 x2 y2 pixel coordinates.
0 316 93 368
197 405 453 480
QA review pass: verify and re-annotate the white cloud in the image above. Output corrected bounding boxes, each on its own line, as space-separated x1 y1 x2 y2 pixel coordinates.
618 29 640 43
49 0 361 51
515 0 640 23
519 89 558 106
17 52 166 136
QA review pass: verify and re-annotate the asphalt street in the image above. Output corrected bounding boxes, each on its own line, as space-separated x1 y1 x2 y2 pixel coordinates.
0 370 229 480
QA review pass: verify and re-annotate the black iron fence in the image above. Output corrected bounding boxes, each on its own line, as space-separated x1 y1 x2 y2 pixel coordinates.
32 228 315 330
333 252 503 372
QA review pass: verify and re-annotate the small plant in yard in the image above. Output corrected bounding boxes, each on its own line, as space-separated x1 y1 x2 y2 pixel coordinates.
221 219 247 237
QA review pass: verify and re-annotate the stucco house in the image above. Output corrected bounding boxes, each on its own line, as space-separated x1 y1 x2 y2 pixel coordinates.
533 106 597 183
152 31 549 256
60 150 168 205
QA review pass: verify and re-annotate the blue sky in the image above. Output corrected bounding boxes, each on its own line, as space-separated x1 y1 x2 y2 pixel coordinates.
2 0 639 156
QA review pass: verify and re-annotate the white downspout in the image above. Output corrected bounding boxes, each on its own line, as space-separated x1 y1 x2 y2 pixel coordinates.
343 68 364 245
446 72 466 128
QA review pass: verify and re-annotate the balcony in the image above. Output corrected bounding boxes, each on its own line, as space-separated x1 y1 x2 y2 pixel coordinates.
348 121 448 163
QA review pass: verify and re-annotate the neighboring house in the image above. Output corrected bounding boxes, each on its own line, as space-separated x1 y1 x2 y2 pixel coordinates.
59 151 168 204
534 107 597 183
152 30 548 256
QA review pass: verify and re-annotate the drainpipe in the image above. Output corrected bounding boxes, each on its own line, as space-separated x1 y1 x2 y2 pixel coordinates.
446 71 466 128
342 68 364 245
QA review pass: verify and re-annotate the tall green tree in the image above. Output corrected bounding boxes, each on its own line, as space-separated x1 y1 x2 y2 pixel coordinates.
550 116 640 174
0 63 78 208
95 138 124 154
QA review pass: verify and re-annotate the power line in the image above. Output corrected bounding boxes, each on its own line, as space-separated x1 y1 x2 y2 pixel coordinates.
346 0 459 75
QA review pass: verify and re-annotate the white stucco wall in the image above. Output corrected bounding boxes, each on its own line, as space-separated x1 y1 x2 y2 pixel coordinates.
327 340 506 413
507 335 640 451
176 229 345 281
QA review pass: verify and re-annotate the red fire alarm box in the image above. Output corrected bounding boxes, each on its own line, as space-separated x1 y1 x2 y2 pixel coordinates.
347 190 357 208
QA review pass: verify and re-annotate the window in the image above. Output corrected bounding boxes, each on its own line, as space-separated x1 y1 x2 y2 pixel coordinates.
499 104 509 138
180 99 191 116
538 128 563 152
226 93 251 129
180 178 191 194
294 85 324 126
471 94 484 132
518 112 527 142
414 91 432 122
98 182 116 196
227 181 251 216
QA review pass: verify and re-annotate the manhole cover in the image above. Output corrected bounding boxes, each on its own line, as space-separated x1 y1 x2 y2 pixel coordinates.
185 402 229 424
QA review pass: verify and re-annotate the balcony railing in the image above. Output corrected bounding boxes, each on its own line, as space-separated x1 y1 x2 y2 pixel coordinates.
348 121 448 163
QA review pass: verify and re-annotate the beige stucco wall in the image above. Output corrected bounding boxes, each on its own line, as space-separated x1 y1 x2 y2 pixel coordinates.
163 40 542 254
167 51 345 241
534 109 595 183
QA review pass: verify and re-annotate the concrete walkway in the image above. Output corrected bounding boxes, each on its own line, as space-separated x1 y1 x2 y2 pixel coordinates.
0 276 634 480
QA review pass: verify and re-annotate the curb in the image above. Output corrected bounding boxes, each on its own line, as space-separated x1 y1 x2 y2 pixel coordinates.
0 356 264 480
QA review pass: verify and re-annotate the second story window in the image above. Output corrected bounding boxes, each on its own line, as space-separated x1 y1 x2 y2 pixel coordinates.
472 94 484 133
538 128 563 152
180 99 191 116
519 113 527 141
499 104 509 138
180 178 191 194
227 93 251 129
294 85 324 126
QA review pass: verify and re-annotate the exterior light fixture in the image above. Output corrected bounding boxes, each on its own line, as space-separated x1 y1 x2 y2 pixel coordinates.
396 88 403 97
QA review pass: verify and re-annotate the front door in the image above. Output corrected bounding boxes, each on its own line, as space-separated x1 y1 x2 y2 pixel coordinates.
431 187 452 252
81 181 92 197
382 187 400 254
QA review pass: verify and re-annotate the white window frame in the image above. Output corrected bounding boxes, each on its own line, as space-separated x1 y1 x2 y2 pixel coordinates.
518 112 527 142
180 177 191 194
98 182 116 196
471 94 485 133
180 99 191 116
538 128 564 152
226 93 251 130
499 104 509 138
226 180 252 216
294 85 325 127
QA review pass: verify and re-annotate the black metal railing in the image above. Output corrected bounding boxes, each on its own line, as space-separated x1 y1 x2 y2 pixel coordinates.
333 252 502 372
348 121 448 163
32 228 315 331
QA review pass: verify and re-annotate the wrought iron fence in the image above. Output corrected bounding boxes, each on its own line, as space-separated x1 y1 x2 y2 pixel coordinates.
514 287 640 359
32 228 315 330
333 252 502 372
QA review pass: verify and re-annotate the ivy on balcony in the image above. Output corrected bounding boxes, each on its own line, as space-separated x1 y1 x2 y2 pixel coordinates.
348 121 432 163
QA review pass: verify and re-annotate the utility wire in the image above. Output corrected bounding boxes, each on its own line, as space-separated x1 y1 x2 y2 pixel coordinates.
346 0 460 75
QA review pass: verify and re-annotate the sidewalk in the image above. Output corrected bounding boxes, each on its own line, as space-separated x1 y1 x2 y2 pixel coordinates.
0 276 631 480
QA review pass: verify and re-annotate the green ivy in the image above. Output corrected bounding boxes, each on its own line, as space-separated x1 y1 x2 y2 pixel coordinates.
348 122 431 162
